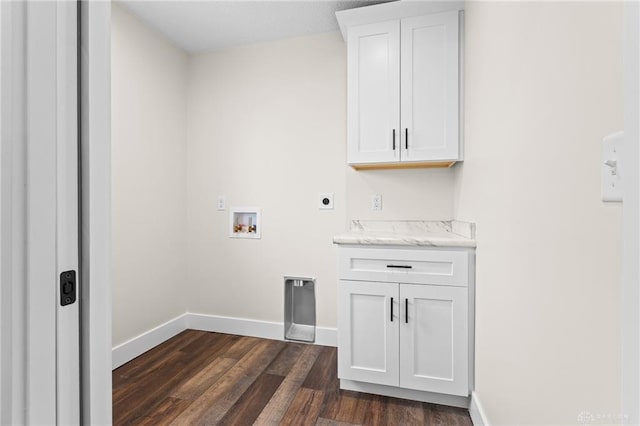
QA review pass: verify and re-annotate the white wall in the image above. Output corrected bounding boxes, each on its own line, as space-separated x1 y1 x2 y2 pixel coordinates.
346 167 454 220
455 2 624 424
112 7 457 336
186 32 348 328
111 4 188 346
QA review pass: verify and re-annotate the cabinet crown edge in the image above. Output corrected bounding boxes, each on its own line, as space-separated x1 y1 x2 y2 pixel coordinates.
335 1 464 41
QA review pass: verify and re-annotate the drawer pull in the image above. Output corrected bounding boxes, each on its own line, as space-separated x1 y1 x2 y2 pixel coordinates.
390 297 394 322
386 264 412 269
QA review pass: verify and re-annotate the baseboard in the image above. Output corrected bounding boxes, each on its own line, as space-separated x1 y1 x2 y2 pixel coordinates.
187 312 282 341
315 326 338 347
112 312 337 369
469 391 490 426
111 313 188 369
187 312 338 347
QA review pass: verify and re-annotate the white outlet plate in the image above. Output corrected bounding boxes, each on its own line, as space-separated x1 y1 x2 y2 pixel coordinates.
217 195 226 211
319 193 334 209
602 131 623 202
372 194 382 211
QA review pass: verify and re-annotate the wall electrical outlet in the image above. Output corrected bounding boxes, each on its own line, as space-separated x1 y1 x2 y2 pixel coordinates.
217 195 226 211
371 194 382 211
319 193 334 210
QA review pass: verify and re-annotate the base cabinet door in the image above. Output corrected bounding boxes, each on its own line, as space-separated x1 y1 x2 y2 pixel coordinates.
400 284 468 396
338 280 399 386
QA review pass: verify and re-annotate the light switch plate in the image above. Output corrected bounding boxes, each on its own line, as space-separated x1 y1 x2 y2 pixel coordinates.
602 131 623 202
217 195 226 211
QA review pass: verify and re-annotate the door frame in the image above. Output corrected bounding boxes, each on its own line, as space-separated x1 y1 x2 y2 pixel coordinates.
623 2 640 424
0 1 113 423
79 1 112 424
0 2 27 423
1 1 84 423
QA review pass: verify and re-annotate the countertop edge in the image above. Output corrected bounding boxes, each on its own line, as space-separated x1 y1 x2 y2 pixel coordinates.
333 220 477 248
332 237 477 248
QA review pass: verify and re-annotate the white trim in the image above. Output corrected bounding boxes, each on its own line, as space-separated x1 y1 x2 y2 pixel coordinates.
335 1 464 41
112 314 188 369
26 3 60 422
458 10 465 161
111 313 338 369
0 1 4 419
340 379 469 409
80 1 112 424
55 2 80 423
469 392 490 426
187 313 337 347
624 2 640 424
0 2 27 423
187 312 282 341
315 327 337 347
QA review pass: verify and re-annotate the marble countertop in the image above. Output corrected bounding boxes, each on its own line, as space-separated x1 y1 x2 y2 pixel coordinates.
333 220 477 248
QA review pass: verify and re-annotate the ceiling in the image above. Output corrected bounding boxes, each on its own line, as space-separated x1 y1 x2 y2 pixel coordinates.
118 1 392 53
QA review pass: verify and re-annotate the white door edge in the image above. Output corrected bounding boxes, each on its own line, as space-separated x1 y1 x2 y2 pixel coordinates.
56 1 80 424
79 1 113 424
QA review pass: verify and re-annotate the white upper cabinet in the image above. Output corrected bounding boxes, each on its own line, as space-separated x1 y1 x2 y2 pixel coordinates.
347 21 400 165
401 12 459 163
338 4 462 169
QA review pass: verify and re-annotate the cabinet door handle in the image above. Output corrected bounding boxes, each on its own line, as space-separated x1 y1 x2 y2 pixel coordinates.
390 297 394 322
405 128 408 150
405 298 409 323
386 264 412 269
392 129 396 150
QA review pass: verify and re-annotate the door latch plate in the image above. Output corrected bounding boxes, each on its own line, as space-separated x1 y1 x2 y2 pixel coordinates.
60 270 76 306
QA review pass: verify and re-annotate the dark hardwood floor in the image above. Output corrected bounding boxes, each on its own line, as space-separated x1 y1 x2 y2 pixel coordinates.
112 330 473 425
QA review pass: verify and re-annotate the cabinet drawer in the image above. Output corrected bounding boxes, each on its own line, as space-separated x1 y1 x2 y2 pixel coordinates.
338 247 468 286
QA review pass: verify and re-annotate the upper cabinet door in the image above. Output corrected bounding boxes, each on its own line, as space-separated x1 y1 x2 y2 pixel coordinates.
347 21 400 165
401 11 459 162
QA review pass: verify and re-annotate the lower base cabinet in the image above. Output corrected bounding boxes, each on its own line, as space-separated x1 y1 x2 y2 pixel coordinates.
336 246 473 404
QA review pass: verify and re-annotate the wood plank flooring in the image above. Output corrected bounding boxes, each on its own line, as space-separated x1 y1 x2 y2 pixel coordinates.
113 330 472 426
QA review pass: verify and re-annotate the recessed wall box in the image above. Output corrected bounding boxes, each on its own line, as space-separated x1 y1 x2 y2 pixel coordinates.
230 207 261 239
284 276 316 343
